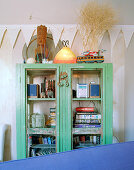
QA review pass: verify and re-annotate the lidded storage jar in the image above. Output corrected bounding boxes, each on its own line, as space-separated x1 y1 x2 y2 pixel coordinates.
31 113 45 128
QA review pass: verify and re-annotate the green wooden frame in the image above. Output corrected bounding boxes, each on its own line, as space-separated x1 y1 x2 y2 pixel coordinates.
60 63 113 151
16 64 60 159
16 63 113 159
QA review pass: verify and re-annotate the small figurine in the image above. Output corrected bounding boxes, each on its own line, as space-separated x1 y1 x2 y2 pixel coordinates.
40 92 45 98
47 90 54 98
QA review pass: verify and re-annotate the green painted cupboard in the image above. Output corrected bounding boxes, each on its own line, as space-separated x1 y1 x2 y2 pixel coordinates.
16 63 113 159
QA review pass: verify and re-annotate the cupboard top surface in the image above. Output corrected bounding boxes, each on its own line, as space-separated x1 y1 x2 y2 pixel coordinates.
17 63 112 69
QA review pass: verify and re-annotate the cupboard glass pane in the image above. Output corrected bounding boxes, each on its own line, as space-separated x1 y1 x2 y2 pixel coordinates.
26 69 57 157
71 69 103 149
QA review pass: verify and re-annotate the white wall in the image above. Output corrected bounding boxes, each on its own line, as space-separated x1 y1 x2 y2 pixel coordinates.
124 34 134 141
112 32 125 142
0 32 12 161
0 31 24 161
0 0 134 25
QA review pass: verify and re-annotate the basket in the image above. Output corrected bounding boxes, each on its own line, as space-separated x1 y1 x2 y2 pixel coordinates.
37 25 47 48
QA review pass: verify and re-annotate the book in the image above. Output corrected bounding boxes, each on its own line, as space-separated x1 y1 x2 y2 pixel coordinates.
27 84 39 98
96 136 101 144
76 107 95 112
90 84 100 98
50 108 56 113
76 112 98 115
74 124 101 128
76 114 101 119
75 119 101 124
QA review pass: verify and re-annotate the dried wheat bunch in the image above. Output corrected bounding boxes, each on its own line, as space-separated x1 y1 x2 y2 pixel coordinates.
78 1 117 51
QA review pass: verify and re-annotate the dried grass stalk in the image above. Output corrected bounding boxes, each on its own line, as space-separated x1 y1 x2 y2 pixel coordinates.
78 1 117 51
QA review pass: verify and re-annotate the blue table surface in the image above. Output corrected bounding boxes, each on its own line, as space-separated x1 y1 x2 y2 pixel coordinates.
0 141 134 170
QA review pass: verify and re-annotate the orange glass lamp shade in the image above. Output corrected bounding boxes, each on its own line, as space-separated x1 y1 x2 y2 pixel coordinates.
53 47 76 63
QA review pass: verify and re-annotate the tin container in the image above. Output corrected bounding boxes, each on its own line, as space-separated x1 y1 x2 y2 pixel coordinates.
31 113 45 128
77 84 89 98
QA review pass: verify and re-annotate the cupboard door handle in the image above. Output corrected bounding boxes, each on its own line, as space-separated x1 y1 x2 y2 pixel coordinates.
58 82 64 87
58 81 69 87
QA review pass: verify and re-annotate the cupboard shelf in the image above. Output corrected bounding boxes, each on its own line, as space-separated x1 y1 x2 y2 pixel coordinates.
31 144 56 149
72 128 102 135
75 144 100 148
27 128 56 135
27 98 56 101
72 98 102 101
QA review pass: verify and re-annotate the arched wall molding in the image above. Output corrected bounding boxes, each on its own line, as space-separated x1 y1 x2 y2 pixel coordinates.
0 24 134 51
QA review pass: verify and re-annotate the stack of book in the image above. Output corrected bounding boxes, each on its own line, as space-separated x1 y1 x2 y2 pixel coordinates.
73 107 101 128
46 108 56 127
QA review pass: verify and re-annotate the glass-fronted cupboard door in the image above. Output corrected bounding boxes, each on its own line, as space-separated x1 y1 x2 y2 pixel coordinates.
16 64 60 159
65 63 113 151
